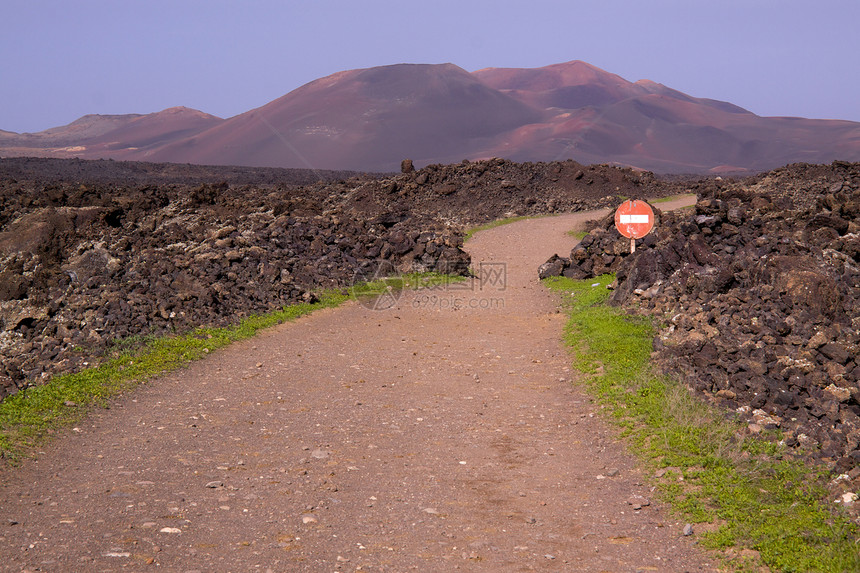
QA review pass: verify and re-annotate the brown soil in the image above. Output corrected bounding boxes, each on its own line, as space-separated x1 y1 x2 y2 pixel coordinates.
0 199 718 572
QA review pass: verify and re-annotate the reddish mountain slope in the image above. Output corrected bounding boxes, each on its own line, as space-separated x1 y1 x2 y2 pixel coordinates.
84 107 223 154
0 107 222 159
143 64 545 171
2 61 859 173
0 114 144 149
474 61 860 172
473 60 651 109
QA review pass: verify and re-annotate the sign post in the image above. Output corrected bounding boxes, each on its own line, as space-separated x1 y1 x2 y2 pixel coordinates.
614 200 655 253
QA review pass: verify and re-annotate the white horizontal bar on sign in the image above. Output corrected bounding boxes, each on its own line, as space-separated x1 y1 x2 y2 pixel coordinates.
620 214 650 224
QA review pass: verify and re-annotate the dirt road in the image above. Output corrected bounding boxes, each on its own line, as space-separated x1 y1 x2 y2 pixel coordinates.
0 198 716 572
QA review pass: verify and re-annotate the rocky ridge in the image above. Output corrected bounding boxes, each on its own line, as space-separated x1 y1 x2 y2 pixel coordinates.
540 161 860 478
0 157 671 398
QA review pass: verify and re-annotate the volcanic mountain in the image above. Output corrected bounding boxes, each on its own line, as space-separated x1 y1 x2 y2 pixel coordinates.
144 63 544 171
3 60 860 173
0 107 222 157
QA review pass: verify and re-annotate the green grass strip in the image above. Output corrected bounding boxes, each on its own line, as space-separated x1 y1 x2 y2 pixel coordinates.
0 272 460 461
348 271 457 298
464 215 553 241
0 290 347 460
566 229 589 240
650 192 697 204
545 274 860 573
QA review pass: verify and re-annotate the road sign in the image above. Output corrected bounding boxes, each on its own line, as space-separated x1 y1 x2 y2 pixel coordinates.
614 200 655 252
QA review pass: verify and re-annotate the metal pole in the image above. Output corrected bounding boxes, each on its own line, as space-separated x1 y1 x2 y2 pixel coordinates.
631 237 636 253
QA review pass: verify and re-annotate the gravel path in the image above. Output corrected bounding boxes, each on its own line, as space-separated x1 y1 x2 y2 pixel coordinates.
0 199 717 572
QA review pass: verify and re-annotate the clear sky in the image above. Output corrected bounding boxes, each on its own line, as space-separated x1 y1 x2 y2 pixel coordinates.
2 0 859 133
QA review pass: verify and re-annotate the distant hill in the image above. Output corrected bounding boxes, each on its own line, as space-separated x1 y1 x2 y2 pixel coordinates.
3 60 860 173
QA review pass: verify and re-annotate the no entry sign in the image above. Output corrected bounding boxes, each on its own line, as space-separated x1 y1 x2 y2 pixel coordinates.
615 200 654 239
614 200 655 252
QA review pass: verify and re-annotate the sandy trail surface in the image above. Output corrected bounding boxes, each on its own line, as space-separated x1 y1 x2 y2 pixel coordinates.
0 198 717 572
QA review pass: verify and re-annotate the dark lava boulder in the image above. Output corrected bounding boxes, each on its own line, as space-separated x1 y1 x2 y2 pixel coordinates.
539 161 860 472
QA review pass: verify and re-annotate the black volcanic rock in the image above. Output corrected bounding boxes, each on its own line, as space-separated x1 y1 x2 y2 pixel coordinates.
0 156 655 399
540 161 860 472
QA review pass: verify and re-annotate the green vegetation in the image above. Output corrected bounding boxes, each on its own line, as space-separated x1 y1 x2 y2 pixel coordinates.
464 214 553 241
545 274 860 573
0 290 346 460
348 271 457 298
0 272 459 461
566 229 589 240
650 192 696 204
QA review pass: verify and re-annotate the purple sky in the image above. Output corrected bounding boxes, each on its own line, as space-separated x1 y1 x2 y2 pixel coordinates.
2 0 859 133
